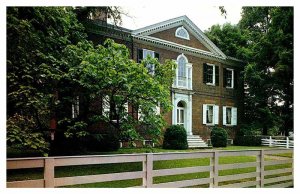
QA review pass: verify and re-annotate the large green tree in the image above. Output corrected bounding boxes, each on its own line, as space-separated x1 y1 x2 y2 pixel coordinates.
240 7 293 136
206 7 293 135
205 23 251 60
63 38 175 143
7 7 87 154
7 7 175 154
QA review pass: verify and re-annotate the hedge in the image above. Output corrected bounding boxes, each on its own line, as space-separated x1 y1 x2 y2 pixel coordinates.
163 125 188 150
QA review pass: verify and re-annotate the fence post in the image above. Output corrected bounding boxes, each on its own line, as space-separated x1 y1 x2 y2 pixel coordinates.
142 153 153 188
269 136 272 147
44 158 55 188
286 137 289 148
209 153 213 188
211 151 219 188
259 150 265 187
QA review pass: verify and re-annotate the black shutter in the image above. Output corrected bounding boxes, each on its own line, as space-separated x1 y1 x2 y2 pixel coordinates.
203 63 207 83
154 52 160 61
215 66 219 86
223 68 227 87
137 48 143 63
234 70 238 89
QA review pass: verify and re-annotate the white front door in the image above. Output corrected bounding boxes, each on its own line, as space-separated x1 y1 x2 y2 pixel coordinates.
172 93 193 135
177 103 185 127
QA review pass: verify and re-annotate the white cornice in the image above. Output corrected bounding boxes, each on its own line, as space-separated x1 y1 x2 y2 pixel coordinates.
132 15 227 59
133 35 243 67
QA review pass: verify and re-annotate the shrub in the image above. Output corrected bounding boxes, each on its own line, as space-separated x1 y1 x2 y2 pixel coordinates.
234 136 262 146
211 127 228 147
163 125 188 150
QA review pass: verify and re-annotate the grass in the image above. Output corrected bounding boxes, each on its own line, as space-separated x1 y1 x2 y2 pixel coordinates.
7 146 293 188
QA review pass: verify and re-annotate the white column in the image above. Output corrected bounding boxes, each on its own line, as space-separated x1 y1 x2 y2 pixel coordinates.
172 92 176 125
188 95 193 135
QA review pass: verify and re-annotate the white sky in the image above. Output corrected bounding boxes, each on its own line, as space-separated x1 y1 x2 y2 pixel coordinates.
120 5 242 31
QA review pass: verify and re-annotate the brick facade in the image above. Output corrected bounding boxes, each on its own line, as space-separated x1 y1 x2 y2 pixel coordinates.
133 41 243 139
85 16 244 141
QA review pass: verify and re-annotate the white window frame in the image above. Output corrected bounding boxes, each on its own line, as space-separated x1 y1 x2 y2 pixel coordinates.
174 54 192 90
175 26 190 40
203 104 219 126
102 95 128 122
206 63 215 86
223 106 237 126
143 49 155 75
72 96 80 118
226 68 234 89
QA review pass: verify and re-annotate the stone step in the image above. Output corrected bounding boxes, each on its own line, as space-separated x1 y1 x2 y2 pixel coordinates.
186 135 208 148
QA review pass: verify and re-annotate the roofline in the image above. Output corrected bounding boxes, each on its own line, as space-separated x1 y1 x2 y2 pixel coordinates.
132 15 227 58
133 35 243 67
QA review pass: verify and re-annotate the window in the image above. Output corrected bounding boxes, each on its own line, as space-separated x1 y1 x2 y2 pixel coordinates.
223 106 237 126
174 54 192 89
102 95 128 121
72 96 80 118
178 55 187 87
137 48 159 75
203 63 219 86
175 26 190 40
207 105 214 124
203 104 219 125
224 68 234 88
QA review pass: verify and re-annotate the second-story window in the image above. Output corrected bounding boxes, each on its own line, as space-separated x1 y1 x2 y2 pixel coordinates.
224 68 234 88
178 55 187 87
203 63 219 86
137 48 159 75
174 54 192 89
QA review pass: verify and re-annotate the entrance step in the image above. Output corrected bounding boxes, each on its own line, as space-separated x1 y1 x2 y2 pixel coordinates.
187 135 209 148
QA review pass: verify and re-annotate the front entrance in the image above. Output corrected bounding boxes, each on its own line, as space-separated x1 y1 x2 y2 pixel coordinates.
177 101 185 127
172 92 192 135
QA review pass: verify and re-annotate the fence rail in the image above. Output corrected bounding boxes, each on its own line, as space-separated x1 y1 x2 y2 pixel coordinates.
7 149 293 188
262 136 294 148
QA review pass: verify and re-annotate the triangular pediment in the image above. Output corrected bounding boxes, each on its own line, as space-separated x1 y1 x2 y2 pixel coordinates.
132 15 226 58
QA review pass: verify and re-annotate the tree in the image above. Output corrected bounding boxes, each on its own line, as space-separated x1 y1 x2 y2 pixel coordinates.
64 38 176 143
74 6 127 25
240 7 293 135
7 7 87 154
205 23 250 60
206 7 293 136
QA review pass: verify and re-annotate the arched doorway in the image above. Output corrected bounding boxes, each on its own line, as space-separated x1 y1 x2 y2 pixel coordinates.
177 101 185 128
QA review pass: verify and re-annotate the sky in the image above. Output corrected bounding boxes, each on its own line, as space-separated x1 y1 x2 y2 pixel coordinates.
120 5 242 31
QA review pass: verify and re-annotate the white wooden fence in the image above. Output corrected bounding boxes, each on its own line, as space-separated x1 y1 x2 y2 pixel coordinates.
7 149 293 188
262 136 294 148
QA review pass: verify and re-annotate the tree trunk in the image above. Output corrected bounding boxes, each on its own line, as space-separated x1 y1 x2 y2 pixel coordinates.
262 126 268 135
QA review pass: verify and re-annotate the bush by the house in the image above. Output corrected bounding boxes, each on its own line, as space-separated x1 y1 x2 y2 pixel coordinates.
163 125 188 150
234 135 262 146
211 127 228 147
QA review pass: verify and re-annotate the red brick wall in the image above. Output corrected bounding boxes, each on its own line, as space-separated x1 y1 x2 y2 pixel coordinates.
134 42 243 139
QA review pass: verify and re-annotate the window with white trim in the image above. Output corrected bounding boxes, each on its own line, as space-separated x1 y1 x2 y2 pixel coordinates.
174 54 192 89
203 104 219 125
203 63 219 86
223 106 237 126
102 95 128 121
224 68 234 88
175 26 190 40
137 49 159 75
72 96 80 118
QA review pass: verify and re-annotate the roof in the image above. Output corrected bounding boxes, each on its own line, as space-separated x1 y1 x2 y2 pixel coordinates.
132 15 244 65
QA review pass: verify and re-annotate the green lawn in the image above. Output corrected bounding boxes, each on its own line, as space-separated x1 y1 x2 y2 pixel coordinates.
7 146 293 188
